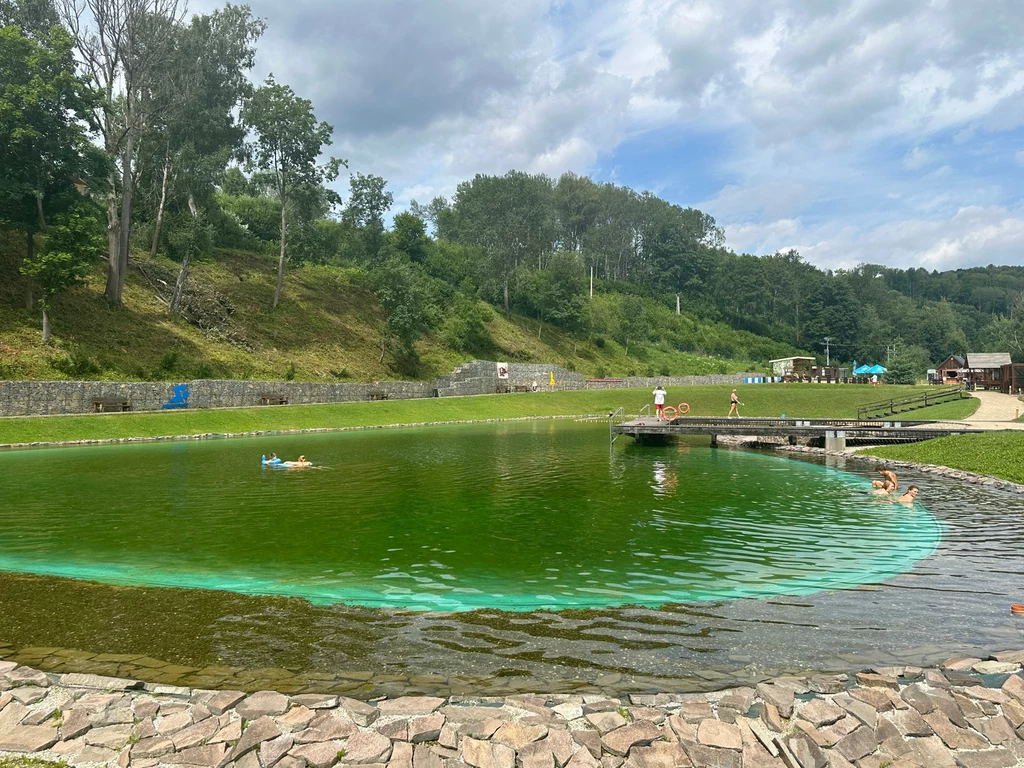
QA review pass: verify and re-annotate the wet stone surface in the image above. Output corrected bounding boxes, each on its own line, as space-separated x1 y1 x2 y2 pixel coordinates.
2 651 1024 767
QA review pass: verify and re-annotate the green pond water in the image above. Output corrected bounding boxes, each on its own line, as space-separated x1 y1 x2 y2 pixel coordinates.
0 421 940 612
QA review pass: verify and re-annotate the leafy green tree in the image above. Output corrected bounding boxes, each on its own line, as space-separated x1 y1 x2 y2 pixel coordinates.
370 255 427 364
615 294 649 355
20 201 105 339
342 173 392 261
242 74 344 308
390 212 430 263
440 293 493 353
885 344 927 385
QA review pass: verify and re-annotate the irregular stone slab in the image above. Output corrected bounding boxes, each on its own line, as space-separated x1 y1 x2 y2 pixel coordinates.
602 721 664 757
379 696 446 716
413 742 449 768
377 719 409 741
799 699 845 727
623 741 691 768
757 684 794 719
833 694 877 728
587 711 628 734
0 725 59 752
84 723 132 750
494 721 548 750
793 721 829 748
410 714 445 743
235 751 262 768
133 698 161 720
742 717 779 756
206 689 246 715
93 705 134 727
346 730 395 764
784 732 827 768
390 741 414 768
552 703 583 721
679 741 741 768
293 694 339 710
237 690 290 720
59 673 141 691
1003 674 1024 704
278 757 306 768
5 668 49 687
972 661 1019 675
855 673 898 690
260 734 296 768
834 727 877 762
961 687 1009 705
61 707 93 740
518 740 556 768
155 710 193 735
10 687 47 705
991 650 1024 664
762 702 785 732
297 711 358 742
462 737 515 768
544 729 574 767
290 740 345 768
901 685 936 714
679 701 714 722
850 688 893 713
666 714 696 742
953 749 1017 768
697 720 741 751
820 716 860 746
441 706 513 724
742 741 783 768
566 748 601 768
891 708 932 738
583 699 621 715
132 735 176 758
278 704 316 732
145 683 192 697
929 692 968 729
809 675 848 695
921 712 987 750
944 658 982 672
574 730 604 759
211 718 243 744
925 670 951 690
229 715 283 761
21 703 58 726
340 696 381 726
165 742 229 767
908 735 957 768
980 716 1016 745
602 756 625 768
171 716 220 750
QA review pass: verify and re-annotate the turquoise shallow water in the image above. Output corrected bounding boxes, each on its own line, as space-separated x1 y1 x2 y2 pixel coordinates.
0 422 940 611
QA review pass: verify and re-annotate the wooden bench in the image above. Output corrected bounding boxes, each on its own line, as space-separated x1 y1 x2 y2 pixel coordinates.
512 384 533 393
366 391 389 401
496 385 511 394
92 397 131 413
260 393 289 405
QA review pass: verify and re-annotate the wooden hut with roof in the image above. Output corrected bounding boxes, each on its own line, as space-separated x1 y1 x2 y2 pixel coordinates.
966 353 1011 390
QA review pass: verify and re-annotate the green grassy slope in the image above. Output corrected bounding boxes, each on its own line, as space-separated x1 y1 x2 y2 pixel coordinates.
865 431 1024 483
0 384 979 445
0 240 770 383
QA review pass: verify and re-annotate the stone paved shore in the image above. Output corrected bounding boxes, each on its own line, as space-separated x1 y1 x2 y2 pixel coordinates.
3 651 1024 768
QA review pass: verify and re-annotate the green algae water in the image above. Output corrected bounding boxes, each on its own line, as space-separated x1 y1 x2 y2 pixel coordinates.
0 421 939 612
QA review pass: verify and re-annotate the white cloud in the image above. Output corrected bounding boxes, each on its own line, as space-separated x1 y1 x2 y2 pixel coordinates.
903 147 932 171
1016 150 1024 167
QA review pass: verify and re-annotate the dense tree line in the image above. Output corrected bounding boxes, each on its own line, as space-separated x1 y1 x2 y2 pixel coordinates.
4 0 1024 376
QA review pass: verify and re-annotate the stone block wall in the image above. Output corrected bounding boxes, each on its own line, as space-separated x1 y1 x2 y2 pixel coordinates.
0 362 768 417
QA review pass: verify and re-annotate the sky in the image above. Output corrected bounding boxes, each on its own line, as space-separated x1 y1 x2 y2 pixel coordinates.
194 0 1024 272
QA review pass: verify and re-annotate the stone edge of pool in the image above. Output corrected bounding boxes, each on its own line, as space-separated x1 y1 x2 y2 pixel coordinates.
1 651 1023 768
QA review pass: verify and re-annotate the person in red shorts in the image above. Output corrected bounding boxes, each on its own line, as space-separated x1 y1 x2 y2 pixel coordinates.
653 385 667 419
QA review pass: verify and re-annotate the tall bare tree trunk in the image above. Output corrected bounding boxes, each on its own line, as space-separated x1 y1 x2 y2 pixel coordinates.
104 180 121 303
116 133 136 300
273 190 287 309
169 194 198 317
24 230 34 309
36 195 47 233
41 306 51 342
151 153 171 258
503 278 510 320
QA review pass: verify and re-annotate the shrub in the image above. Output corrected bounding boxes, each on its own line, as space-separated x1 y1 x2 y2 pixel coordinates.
659 365 671 376
594 365 608 379
594 336 606 349
50 347 101 378
193 364 214 379
330 368 350 379
285 362 297 381
160 351 179 372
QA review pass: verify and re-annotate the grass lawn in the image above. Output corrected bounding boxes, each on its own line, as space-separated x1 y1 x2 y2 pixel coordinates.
865 431 1024 484
0 384 980 446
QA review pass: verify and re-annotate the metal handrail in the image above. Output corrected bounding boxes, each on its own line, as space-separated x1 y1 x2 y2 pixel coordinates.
856 385 964 419
609 407 626 445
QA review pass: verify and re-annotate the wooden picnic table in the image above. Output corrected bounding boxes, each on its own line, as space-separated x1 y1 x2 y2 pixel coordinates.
366 391 389 401
260 393 289 405
92 397 132 413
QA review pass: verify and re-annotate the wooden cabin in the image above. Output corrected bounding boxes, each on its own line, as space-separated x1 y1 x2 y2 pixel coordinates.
770 356 816 381
966 353 1011 390
1000 363 1024 395
935 355 967 384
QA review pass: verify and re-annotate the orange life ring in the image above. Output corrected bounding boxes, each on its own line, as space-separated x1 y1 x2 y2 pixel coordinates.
1012 603 1024 614
661 406 678 421
677 402 690 415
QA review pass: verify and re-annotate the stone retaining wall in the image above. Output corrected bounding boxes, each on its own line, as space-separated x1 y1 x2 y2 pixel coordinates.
1 650 1023 768
0 364 763 417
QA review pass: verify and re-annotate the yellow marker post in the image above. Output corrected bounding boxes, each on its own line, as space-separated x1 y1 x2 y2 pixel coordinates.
549 371 556 387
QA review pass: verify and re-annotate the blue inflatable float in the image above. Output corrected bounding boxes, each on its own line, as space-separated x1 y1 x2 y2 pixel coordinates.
261 455 283 466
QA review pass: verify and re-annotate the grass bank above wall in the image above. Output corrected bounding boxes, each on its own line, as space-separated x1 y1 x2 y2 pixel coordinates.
864 432 1024 484
0 385 979 446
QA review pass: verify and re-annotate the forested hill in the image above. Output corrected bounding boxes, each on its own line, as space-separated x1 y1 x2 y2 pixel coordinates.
3 0 1023 384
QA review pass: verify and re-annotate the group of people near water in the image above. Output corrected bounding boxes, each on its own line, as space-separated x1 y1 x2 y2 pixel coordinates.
872 464 920 503
261 452 312 468
652 385 743 419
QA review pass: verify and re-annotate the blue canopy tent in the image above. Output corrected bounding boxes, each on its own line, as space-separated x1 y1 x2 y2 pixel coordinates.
854 364 872 375
868 364 887 374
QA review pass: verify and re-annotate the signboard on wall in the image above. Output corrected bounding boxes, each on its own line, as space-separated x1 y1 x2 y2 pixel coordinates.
496 363 510 379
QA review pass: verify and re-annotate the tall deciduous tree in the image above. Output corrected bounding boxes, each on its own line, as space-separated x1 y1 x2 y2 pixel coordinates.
342 172 392 262
242 74 343 309
57 0 185 305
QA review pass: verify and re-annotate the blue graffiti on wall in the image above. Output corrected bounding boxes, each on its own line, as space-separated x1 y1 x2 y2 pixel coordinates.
162 383 190 409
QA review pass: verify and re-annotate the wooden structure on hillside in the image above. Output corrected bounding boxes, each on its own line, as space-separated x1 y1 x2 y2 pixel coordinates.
966 353 1011 390
934 355 967 384
1000 362 1024 395
770 356 816 381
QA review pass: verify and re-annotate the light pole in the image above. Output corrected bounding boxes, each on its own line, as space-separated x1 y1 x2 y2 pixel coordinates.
823 336 832 367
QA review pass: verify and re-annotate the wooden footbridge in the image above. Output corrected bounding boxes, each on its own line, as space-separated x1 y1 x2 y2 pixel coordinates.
609 411 985 450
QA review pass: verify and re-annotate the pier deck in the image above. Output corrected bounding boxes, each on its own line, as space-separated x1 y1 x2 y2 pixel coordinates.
611 416 986 449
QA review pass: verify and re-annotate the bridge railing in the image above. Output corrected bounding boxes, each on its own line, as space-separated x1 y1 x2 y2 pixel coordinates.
856 385 965 419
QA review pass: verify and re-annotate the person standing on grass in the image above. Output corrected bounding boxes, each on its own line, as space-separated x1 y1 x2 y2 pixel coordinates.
871 373 879 387
728 389 741 417
653 385 667 419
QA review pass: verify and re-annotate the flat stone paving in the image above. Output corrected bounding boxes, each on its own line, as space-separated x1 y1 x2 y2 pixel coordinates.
3 651 1024 768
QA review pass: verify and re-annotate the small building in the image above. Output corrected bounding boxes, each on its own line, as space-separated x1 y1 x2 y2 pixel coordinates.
935 355 967 384
966 353 1011 390
770 356 816 381
1000 362 1024 395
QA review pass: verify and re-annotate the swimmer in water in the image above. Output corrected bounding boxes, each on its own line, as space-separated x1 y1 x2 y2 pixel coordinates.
876 464 898 492
281 454 312 468
897 485 919 504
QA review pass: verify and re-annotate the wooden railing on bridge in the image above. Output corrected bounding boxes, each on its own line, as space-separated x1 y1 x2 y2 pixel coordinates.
856 385 966 420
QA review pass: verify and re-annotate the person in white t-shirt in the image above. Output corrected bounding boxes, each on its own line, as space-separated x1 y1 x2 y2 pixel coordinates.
653 385 667 419
871 373 878 386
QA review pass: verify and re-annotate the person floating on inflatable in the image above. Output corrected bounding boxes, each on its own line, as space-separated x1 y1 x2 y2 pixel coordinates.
261 453 282 465
281 455 312 468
